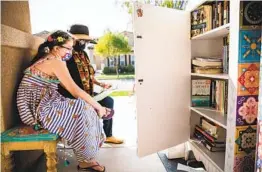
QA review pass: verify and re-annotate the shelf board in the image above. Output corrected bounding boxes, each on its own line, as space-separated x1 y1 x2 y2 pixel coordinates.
190 107 227 129
191 23 230 40
189 139 225 172
191 73 229 79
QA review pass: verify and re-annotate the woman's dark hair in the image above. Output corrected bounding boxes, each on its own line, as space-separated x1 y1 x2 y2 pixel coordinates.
30 30 74 65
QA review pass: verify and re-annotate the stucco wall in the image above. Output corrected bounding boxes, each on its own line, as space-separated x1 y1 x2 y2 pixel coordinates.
1 1 45 171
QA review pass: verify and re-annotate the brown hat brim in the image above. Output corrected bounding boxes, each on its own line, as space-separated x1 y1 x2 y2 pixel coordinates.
72 34 92 40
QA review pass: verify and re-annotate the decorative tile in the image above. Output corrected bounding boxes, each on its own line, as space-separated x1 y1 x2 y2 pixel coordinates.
240 1 262 30
235 125 257 155
234 153 255 172
236 96 258 126
238 30 261 63
238 63 260 96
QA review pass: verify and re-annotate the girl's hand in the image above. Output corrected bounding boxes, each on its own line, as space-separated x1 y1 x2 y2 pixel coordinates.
104 83 112 89
100 83 112 89
97 106 107 118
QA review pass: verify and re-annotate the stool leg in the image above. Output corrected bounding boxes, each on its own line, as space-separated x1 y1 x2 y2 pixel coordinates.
1 146 14 172
44 143 57 172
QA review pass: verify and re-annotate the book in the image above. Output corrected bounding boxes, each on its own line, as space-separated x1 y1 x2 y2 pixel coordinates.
192 59 222 67
192 96 210 107
192 79 211 96
202 139 225 152
195 125 226 143
194 129 226 148
191 5 212 37
200 117 218 136
192 79 211 107
193 66 222 74
93 87 116 101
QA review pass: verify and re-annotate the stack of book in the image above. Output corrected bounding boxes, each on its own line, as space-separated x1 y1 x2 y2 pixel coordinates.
192 57 223 74
193 117 226 152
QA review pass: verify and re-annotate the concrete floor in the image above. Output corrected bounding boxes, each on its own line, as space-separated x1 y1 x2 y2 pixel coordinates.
30 96 166 172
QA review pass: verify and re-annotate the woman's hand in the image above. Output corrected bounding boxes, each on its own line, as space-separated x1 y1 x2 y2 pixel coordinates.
104 83 112 89
97 106 111 118
97 106 107 118
100 82 112 89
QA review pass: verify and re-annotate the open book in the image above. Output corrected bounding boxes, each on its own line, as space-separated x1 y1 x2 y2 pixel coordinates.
93 86 117 101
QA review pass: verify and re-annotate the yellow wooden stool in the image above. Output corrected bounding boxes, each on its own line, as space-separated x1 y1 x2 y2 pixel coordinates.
1 125 59 172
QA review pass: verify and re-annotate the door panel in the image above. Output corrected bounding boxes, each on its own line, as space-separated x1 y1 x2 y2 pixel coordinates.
134 3 191 157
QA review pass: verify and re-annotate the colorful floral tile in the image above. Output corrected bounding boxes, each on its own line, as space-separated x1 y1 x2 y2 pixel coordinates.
234 153 255 172
235 125 257 155
240 1 262 30
238 63 260 96
236 96 258 126
239 30 261 63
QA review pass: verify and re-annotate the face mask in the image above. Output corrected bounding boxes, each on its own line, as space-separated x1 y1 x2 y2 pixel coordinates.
62 53 72 61
73 41 86 51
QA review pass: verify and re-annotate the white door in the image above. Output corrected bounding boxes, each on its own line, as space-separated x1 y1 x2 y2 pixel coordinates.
134 3 191 157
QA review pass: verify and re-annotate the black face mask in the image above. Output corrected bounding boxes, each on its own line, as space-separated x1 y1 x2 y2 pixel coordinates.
73 41 86 51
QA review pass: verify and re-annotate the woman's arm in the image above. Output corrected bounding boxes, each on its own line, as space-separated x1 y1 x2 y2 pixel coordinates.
51 59 104 113
92 76 112 89
92 76 104 87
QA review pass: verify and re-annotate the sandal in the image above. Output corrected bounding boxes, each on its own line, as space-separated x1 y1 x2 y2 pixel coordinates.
77 162 105 172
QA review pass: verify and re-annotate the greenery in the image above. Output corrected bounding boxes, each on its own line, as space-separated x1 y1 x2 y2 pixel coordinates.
94 31 132 77
96 74 135 80
120 0 188 15
109 90 133 97
103 65 134 74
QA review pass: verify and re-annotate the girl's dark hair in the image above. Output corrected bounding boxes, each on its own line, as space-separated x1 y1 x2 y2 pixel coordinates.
30 30 74 65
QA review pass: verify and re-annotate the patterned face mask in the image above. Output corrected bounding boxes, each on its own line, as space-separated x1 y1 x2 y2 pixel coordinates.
62 53 72 61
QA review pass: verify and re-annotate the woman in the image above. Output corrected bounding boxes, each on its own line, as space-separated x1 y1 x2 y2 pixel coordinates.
17 30 106 172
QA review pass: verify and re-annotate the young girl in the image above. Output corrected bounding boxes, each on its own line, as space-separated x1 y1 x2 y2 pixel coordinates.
17 30 107 172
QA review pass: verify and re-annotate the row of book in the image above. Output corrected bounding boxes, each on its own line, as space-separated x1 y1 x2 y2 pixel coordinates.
193 117 226 152
192 79 228 115
211 0 230 29
191 0 230 37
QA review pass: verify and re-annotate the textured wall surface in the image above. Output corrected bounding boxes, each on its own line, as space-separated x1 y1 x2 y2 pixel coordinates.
1 1 31 33
1 1 45 171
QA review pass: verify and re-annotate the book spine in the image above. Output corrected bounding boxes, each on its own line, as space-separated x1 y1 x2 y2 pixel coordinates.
224 81 228 115
223 0 228 24
211 80 216 108
202 140 225 152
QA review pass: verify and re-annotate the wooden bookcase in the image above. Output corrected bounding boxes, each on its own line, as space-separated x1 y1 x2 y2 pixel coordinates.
133 1 259 172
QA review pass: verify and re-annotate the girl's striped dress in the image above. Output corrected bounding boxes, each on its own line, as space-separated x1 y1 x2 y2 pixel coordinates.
16 58 105 162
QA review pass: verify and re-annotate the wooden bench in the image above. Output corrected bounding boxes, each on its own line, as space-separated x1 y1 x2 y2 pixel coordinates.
1 125 59 172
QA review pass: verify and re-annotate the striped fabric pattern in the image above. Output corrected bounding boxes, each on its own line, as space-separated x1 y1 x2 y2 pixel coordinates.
17 72 105 161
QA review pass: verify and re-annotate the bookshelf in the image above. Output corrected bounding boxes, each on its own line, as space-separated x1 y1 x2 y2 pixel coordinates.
191 73 229 79
189 0 231 171
189 139 225 172
190 107 227 129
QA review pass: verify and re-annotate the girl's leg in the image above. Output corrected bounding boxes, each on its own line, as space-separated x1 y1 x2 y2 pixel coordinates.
68 104 105 170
